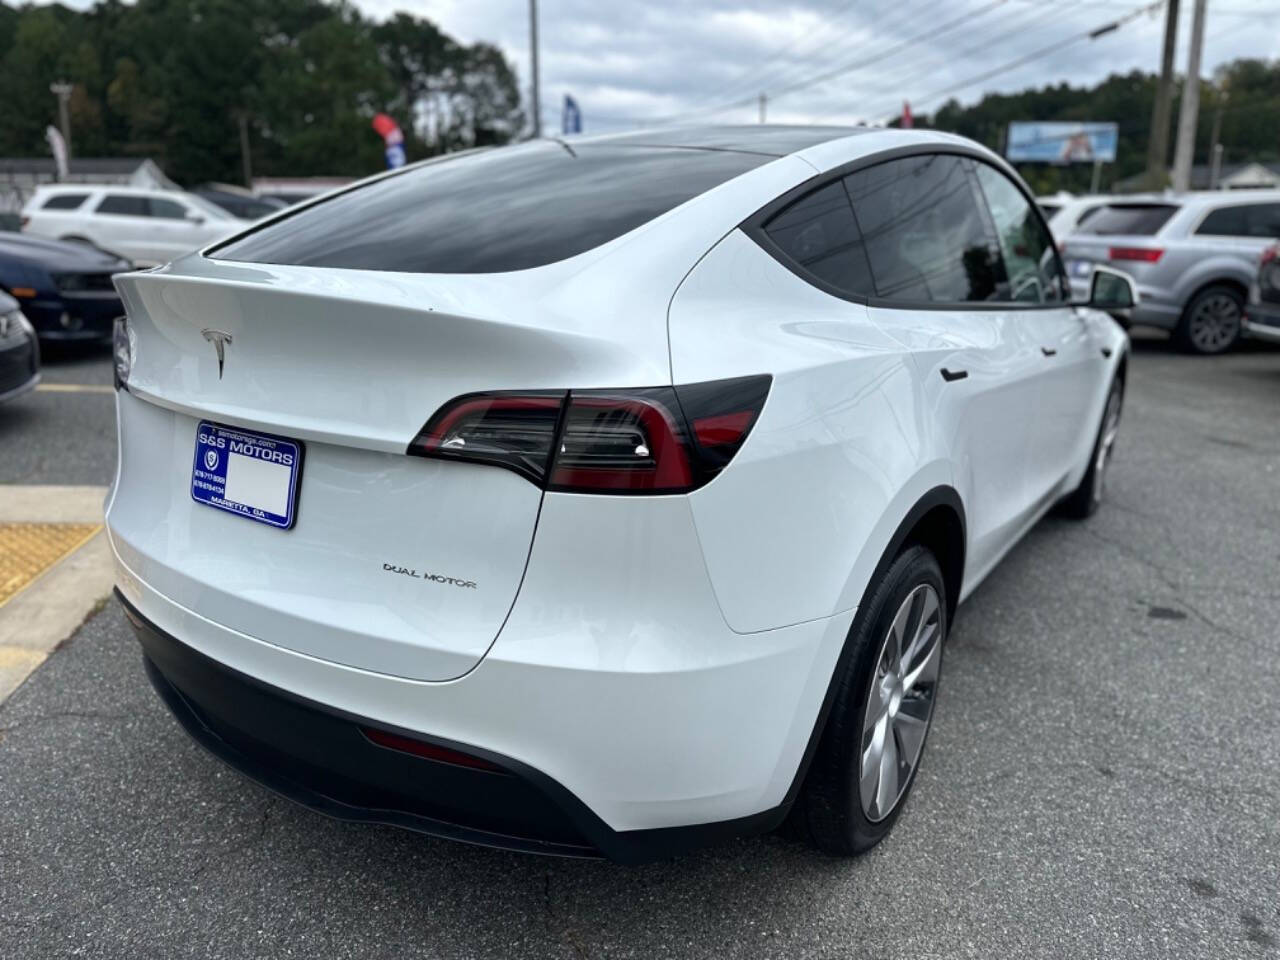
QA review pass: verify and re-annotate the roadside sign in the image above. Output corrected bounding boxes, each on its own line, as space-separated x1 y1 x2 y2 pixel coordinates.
1006 122 1118 164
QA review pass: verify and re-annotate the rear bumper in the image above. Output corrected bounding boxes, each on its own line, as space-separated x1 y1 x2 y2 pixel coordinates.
1243 312 1280 345
121 590 795 862
1070 279 1179 330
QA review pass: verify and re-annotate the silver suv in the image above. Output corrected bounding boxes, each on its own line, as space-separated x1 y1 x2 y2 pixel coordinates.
1062 191 1280 354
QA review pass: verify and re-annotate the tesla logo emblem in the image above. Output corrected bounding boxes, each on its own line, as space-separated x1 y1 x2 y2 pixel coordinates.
201 328 232 379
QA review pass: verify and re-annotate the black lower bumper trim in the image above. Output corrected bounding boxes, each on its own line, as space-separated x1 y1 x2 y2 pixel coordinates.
118 590 787 863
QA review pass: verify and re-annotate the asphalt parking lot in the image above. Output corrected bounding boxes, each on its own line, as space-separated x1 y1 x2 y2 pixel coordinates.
1 334 1278 959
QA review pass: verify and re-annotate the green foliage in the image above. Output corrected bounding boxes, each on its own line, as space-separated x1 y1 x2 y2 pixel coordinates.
0 0 525 184
920 60 1280 194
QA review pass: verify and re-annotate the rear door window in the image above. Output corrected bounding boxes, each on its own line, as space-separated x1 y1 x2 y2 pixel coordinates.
42 193 88 210
1247 204 1280 238
762 181 873 296
211 142 771 274
149 198 188 220
96 195 150 217
1076 204 1178 236
844 153 1003 303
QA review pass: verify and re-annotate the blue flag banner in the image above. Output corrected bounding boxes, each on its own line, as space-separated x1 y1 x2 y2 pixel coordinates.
562 95 582 136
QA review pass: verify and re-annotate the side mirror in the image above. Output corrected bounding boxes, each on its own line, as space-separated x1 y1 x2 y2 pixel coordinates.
1089 266 1138 313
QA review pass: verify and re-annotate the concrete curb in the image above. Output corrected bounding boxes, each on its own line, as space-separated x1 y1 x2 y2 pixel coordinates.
0 486 112 704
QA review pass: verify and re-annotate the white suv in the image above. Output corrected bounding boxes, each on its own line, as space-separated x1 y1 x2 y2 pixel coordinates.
21 185 250 267
108 127 1133 862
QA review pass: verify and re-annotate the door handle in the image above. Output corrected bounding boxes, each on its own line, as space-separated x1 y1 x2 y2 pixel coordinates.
1041 347 1058 357
940 367 968 382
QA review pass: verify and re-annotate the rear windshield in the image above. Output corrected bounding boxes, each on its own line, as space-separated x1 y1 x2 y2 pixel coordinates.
1075 204 1178 236
211 142 771 274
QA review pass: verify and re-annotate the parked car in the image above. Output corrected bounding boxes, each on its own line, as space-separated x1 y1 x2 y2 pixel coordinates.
0 231 129 343
1061 191 1280 353
1044 193 1113 243
0 291 40 404
192 184 287 221
20 185 249 267
109 126 1132 863
1244 243 1280 345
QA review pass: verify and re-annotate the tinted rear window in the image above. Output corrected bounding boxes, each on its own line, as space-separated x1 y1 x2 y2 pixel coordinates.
763 181 873 296
211 142 771 274
97 195 150 217
42 193 88 210
1076 204 1178 236
1196 203 1280 238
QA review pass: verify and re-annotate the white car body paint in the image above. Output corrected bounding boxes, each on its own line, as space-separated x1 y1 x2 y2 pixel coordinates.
105 127 1129 850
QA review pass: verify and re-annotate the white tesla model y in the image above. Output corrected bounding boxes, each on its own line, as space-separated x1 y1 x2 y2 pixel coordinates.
107 126 1133 862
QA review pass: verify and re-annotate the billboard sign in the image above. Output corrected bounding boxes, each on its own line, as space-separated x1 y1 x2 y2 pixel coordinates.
1005 122 1118 164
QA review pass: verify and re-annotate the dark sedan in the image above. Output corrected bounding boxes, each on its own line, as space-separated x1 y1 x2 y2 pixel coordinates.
0 232 131 343
0 291 40 404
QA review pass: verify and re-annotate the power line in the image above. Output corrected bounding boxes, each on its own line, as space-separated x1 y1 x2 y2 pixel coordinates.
662 0 1015 124
864 0 1164 121
685 0 867 111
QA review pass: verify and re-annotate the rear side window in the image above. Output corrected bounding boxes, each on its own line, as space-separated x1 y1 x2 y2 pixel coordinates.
1196 203 1280 238
211 142 771 274
1076 204 1178 236
42 193 88 210
96 195 150 217
762 181 873 296
844 154 1002 303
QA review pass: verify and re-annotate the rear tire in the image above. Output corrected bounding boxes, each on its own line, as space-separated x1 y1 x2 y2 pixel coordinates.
1059 375 1123 520
794 546 946 856
1176 284 1243 355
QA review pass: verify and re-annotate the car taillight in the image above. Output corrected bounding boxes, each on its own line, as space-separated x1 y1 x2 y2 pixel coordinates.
19 216 29 229
408 375 771 494
1261 246 1278 267
1109 246 1163 263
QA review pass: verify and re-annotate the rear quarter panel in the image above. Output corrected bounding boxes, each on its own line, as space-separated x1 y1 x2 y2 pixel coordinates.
669 229 951 635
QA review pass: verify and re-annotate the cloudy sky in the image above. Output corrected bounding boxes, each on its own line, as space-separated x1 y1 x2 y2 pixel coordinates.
350 0 1278 134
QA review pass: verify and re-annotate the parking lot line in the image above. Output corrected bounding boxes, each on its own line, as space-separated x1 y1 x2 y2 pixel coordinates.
34 383 115 395
0 486 113 704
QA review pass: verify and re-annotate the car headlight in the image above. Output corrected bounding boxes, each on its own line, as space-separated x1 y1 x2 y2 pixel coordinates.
113 315 133 390
2 309 34 339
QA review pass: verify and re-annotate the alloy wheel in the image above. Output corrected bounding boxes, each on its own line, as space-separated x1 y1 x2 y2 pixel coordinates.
1091 385 1123 506
859 583 942 822
1187 294 1241 353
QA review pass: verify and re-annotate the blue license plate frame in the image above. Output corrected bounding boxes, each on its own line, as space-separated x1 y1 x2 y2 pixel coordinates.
190 420 303 530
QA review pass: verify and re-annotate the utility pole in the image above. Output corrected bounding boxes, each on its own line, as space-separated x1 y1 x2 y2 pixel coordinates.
1144 0 1178 190
237 113 253 188
50 81 73 160
1172 0 1209 192
758 93 767 124
528 0 541 138
1208 88 1226 188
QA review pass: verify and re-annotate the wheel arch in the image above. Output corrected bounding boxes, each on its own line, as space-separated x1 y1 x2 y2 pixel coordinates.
1180 275 1249 321
779 484 966 811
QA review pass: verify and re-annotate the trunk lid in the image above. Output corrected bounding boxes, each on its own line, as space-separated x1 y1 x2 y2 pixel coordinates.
110 258 670 681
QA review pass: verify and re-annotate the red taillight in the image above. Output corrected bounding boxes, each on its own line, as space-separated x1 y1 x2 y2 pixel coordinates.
1261 246 1278 266
19 216 29 229
408 376 771 494
361 726 505 773
549 393 693 492
1109 246 1163 263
